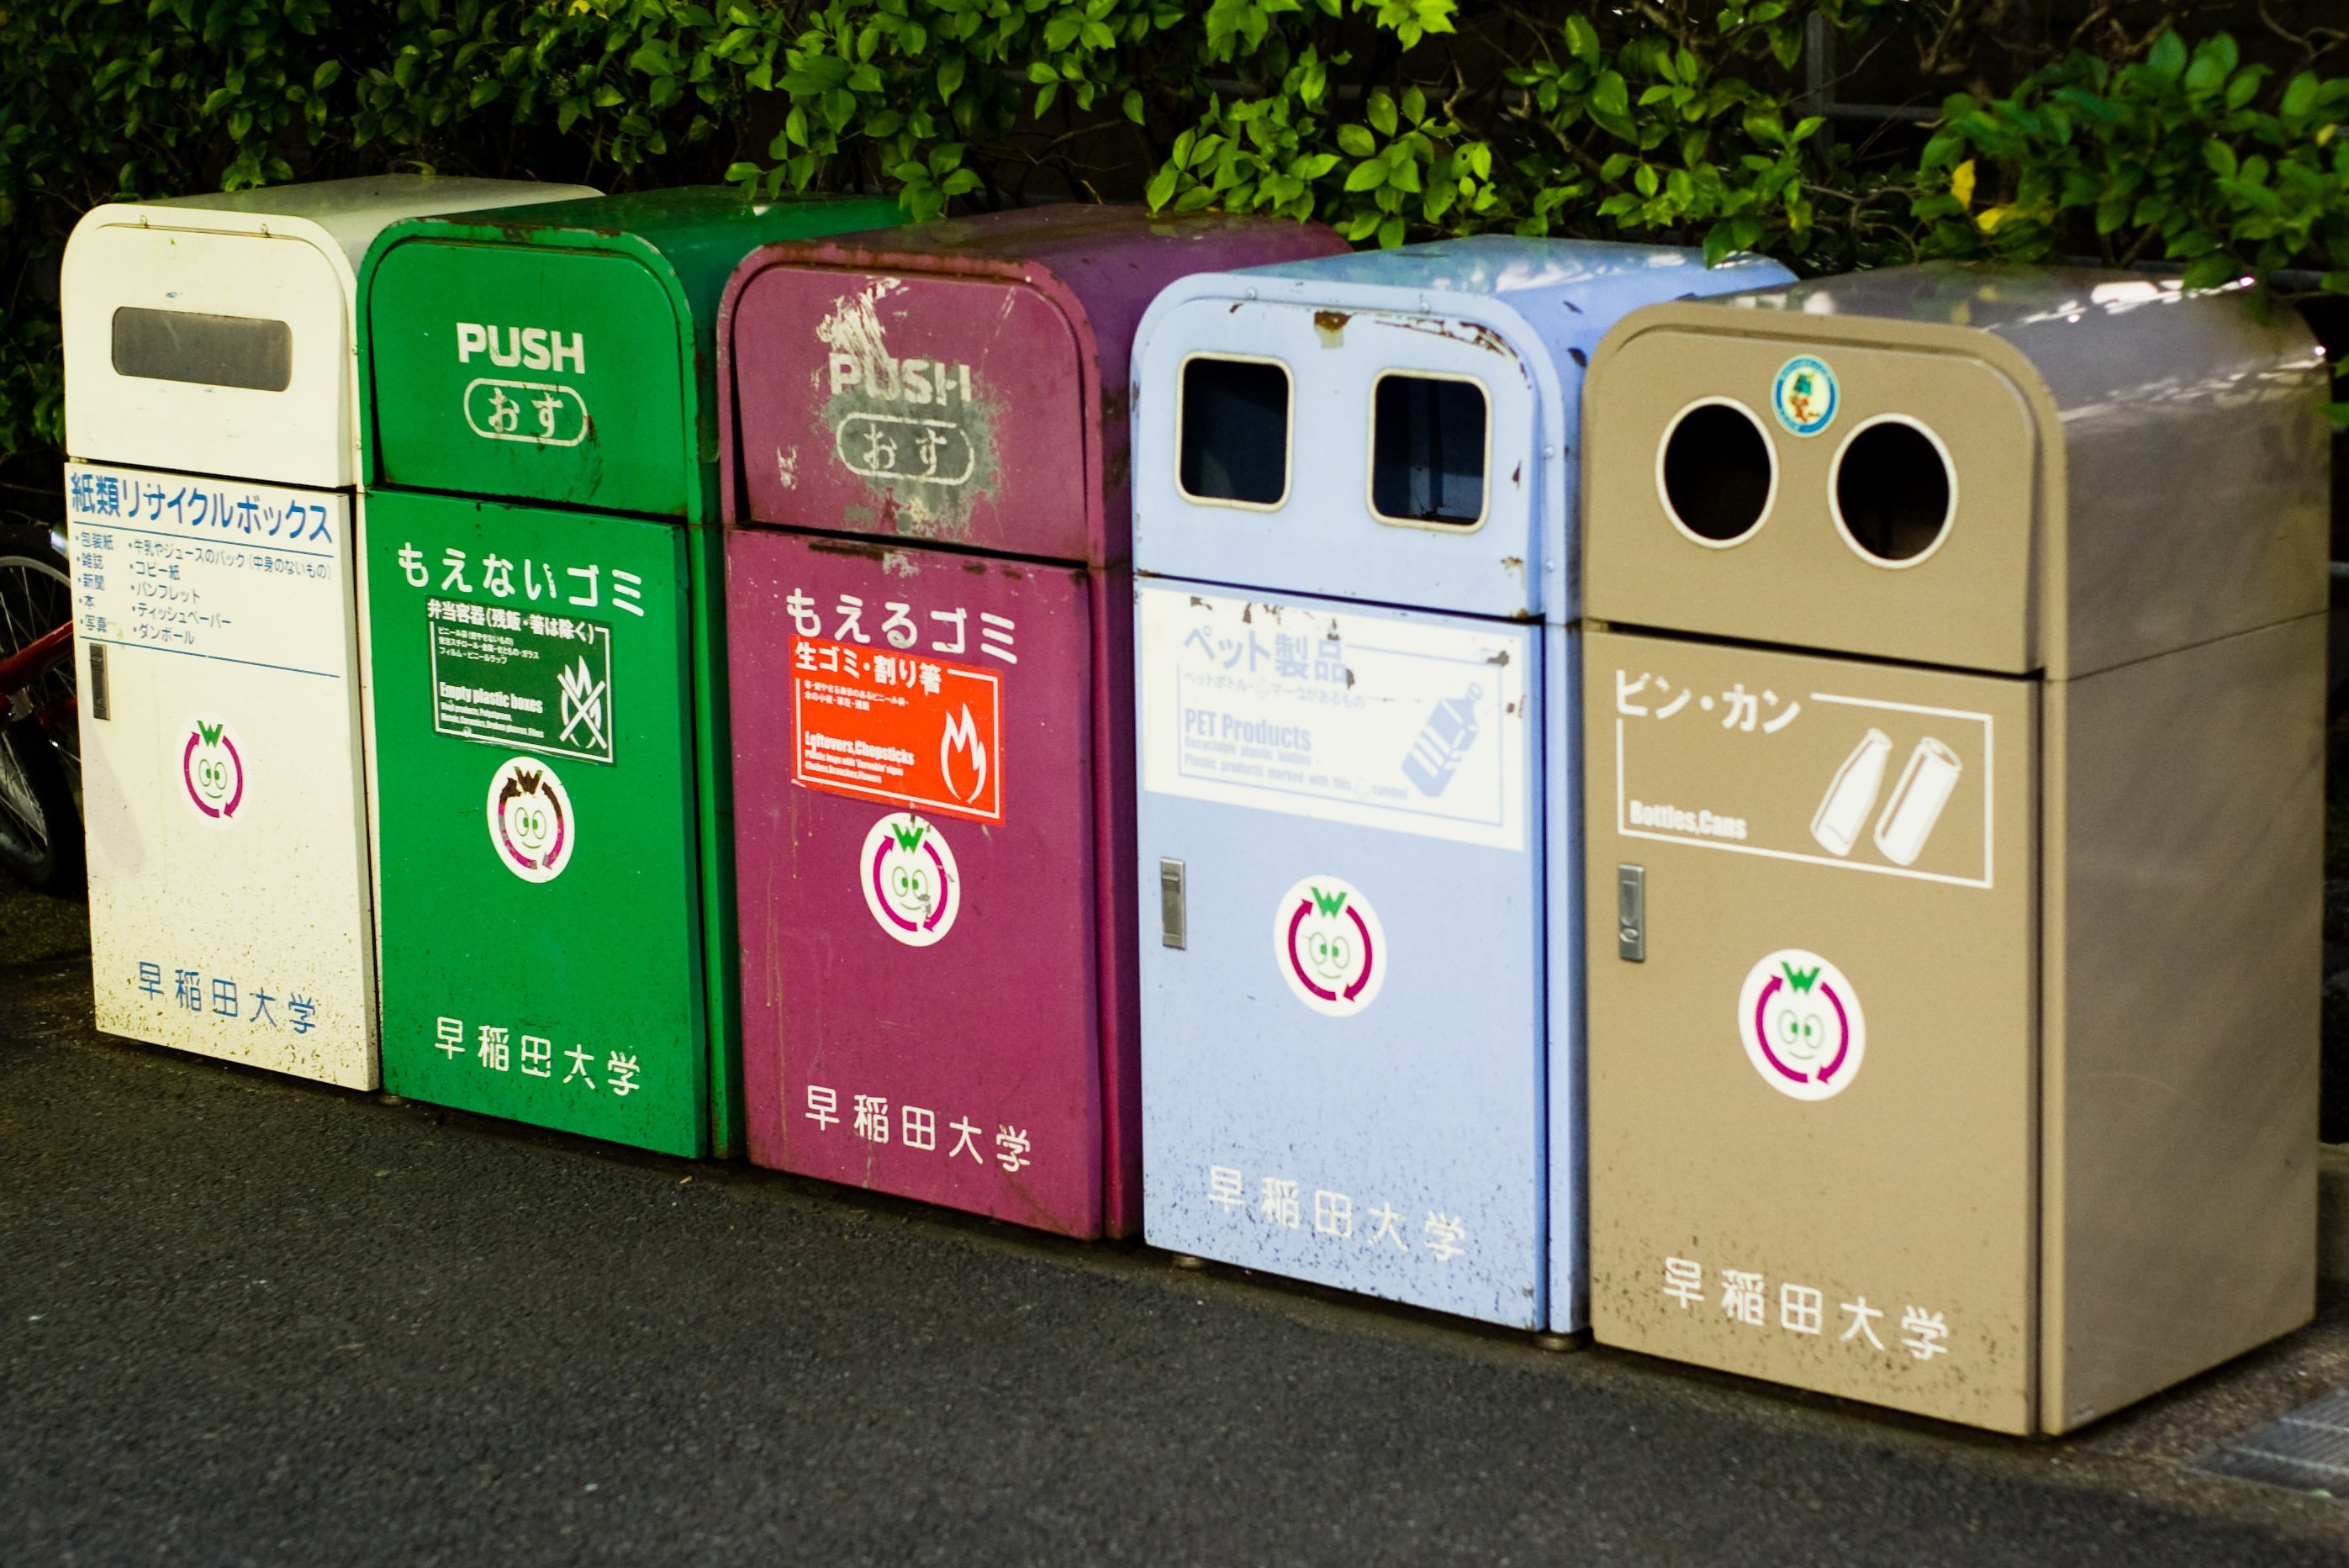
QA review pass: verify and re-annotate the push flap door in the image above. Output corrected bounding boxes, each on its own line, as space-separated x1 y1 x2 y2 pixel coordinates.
730 267 1093 561
368 243 689 517
1584 323 2041 676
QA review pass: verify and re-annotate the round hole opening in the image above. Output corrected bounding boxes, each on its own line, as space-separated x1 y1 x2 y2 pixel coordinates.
1660 401 1773 545
1834 420 1953 565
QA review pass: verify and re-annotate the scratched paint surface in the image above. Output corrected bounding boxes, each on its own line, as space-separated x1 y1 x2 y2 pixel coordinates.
1135 583 1550 1327
728 270 1088 553
728 530 1109 1235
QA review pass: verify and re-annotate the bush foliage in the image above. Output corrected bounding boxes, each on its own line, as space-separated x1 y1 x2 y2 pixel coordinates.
4 0 2349 479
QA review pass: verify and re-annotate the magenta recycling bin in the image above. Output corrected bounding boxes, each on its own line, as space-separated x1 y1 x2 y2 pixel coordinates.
719 207 1346 1238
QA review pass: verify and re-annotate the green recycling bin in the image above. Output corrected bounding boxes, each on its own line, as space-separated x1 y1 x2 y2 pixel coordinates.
358 189 905 1155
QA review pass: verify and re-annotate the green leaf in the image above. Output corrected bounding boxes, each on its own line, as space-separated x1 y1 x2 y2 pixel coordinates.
1589 70 1634 140
1145 164 1180 209
2182 253 2240 289
1367 89 1397 136
1702 217 1735 268
1337 123 1376 157
1564 12 1600 67
2183 36 2237 98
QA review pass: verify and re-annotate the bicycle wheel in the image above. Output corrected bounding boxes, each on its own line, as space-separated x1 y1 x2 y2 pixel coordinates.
0 523 83 894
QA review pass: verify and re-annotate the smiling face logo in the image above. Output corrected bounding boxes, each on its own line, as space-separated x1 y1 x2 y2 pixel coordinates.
485 756 574 883
1275 875 1386 1018
180 715 245 826
1737 948 1866 1101
860 810 960 948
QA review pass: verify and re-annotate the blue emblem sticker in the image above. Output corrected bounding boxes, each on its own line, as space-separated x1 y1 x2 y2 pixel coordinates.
1771 355 1839 437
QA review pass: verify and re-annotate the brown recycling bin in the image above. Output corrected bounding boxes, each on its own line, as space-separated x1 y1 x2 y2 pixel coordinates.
1580 265 2331 1433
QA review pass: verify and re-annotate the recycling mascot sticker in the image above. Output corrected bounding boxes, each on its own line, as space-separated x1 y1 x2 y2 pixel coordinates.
862 810 961 948
1275 875 1386 1018
1738 948 1866 1101
486 756 574 884
180 714 245 826
1771 354 1840 437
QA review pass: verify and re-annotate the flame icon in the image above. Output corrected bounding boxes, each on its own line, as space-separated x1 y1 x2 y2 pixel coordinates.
940 704 988 805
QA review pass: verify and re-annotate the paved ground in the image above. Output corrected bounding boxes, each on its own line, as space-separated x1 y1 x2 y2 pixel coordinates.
8 883 2349 1565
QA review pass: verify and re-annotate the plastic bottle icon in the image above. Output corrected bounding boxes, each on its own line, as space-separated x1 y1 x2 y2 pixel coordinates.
1811 729 1891 858
1401 684 1483 798
1874 737 1962 867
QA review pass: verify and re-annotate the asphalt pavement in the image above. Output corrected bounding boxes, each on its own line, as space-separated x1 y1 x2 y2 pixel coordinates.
8 879 2349 1566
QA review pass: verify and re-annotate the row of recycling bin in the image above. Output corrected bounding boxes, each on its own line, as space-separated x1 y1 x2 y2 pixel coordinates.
60 177 2331 1437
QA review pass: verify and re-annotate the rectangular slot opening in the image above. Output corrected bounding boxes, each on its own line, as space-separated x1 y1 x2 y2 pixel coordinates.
1370 373 1487 527
111 306 293 393
1179 355 1290 509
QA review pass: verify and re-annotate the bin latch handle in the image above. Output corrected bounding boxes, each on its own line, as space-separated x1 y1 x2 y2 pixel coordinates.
1159 858 1186 951
1617 864 1644 963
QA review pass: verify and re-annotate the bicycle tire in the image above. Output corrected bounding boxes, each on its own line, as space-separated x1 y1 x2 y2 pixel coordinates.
0 523 82 895
0 713 82 894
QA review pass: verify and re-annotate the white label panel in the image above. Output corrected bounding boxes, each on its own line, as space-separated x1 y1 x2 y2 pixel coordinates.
1138 584 1528 852
68 464 348 673
1608 655 1996 890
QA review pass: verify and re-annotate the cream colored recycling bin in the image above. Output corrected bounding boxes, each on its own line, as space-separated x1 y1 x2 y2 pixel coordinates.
61 175 591 1086
1581 266 2331 1433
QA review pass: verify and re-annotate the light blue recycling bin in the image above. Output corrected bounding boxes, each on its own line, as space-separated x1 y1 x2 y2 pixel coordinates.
1130 239 1792 1328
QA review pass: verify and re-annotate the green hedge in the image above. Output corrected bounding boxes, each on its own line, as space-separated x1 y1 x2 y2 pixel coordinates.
4 0 2348 483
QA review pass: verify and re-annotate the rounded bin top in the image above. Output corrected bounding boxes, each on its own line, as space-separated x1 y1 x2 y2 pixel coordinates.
1128 235 1793 623
360 188 907 523
63 175 596 491
717 205 1350 568
1581 263 2331 678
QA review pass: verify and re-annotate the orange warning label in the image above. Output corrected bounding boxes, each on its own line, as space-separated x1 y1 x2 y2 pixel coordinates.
790 636 1003 822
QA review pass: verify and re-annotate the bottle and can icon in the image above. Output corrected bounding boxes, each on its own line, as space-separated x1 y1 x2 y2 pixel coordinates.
1874 737 1962 866
1402 684 1483 798
1810 729 1961 865
1810 729 1890 858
